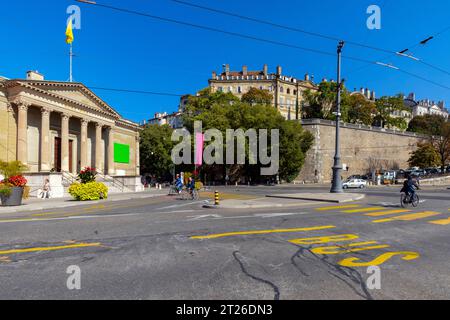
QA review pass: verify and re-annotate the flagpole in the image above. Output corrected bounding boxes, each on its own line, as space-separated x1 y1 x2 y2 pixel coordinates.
69 43 73 82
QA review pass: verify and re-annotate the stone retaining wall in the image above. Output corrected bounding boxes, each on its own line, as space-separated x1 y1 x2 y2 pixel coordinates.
296 119 428 183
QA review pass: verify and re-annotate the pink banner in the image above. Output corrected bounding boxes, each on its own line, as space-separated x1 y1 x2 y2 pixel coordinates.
195 133 204 165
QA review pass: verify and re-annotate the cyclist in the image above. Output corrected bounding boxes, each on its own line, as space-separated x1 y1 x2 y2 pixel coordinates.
400 175 419 201
186 176 195 194
175 174 184 194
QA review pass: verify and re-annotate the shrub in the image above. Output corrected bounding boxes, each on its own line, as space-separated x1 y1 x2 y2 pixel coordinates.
0 161 29 200
78 167 97 184
0 161 28 178
0 183 12 197
68 182 108 201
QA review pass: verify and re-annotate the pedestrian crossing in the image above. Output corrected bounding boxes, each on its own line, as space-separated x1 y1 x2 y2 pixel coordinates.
315 204 450 226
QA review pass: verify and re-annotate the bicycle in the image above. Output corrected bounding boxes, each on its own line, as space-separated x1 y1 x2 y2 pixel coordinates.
400 192 419 208
180 187 199 200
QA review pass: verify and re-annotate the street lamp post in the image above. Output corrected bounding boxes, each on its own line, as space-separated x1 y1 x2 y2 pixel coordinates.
330 41 345 193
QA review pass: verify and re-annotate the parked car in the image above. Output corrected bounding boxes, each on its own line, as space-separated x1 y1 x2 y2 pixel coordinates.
343 179 367 189
346 175 368 181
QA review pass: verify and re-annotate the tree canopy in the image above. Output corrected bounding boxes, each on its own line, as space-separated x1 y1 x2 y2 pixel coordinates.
408 143 440 168
241 87 273 105
407 114 446 136
182 88 314 183
140 124 175 180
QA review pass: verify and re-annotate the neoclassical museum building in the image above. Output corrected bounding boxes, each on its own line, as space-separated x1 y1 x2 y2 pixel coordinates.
0 71 142 196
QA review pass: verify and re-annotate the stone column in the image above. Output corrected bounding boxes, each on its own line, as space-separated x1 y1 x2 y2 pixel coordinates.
40 108 51 171
6 103 14 162
135 134 140 176
80 119 89 170
95 123 103 173
61 114 70 172
17 102 29 165
107 126 115 176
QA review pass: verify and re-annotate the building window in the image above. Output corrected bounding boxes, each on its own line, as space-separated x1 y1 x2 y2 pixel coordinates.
287 88 290 94
280 87 284 93
228 86 233 92
293 90 297 95
238 86 242 93
218 87 223 92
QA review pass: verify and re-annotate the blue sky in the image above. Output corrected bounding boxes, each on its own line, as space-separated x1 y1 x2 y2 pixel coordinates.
1 0 450 122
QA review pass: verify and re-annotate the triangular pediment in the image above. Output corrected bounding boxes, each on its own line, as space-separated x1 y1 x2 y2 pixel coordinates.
16 80 121 118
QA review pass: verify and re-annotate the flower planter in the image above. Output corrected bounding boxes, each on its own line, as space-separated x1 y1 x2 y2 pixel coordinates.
0 187 24 206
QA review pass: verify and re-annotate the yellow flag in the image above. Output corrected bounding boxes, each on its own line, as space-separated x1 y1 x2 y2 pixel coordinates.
66 20 74 44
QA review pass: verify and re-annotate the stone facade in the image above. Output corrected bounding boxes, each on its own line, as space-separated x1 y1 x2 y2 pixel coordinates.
0 72 141 179
297 119 427 183
404 93 448 119
208 64 317 120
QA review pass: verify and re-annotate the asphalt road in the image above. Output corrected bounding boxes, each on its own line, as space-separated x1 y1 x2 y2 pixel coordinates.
1 185 450 300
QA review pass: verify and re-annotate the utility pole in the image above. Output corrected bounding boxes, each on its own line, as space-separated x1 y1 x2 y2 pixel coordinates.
330 41 345 193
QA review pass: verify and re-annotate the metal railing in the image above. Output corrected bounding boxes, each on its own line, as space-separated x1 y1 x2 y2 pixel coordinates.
96 172 127 193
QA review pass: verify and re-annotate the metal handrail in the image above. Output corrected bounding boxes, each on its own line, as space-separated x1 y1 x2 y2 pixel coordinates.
96 172 127 192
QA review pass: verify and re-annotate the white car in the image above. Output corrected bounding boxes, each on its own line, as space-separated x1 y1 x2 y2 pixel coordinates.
343 179 367 189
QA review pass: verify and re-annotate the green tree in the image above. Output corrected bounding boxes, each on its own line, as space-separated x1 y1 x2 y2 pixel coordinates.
140 124 175 180
303 81 350 121
408 143 440 168
241 87 273 105
347 94 376 125
373 95 408 129
407 114 446 136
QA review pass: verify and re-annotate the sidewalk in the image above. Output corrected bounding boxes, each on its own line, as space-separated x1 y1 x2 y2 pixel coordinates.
203 197 319 209
266 193 365 203
0 189 168 214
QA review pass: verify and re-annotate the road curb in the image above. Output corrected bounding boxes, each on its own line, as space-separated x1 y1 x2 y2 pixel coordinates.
265 193 365 203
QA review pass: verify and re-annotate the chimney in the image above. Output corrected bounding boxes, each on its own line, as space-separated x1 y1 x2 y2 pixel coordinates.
263 64 268 76
212 71 217 79
370 91 376 100
439 101 445 109
408 92 416 101
304 73 310 81
223 64 230 76
276 65 282 76
322 78 328 82
242 65 248 76
26 70 44 81
365 88 371 100
360 87 364 94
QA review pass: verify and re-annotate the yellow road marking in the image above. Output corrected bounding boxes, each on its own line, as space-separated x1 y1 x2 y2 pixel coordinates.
312 241 390 255
342 207 385 213
0 242 101 255
32 204 106 217
315 204 361 211
289 234 359 245
429 217 450 225
373 211 441 223
191 225 335 240
365 209 411 217
339 251 420 267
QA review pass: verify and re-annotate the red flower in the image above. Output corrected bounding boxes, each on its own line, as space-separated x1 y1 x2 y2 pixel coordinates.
7 175 27 187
